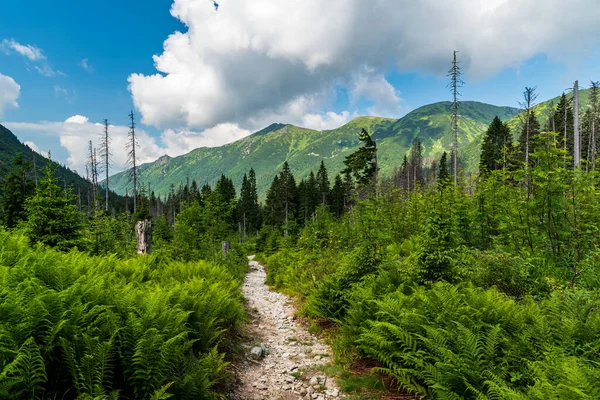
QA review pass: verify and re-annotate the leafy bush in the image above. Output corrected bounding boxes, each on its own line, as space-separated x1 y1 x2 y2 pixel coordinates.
0 230 245 399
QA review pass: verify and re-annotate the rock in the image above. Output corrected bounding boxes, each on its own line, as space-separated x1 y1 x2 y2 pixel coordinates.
250 346 265 359
285 375 296 383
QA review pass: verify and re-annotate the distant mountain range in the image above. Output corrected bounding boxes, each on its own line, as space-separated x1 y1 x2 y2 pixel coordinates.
109 101 519 198
5 88 593 200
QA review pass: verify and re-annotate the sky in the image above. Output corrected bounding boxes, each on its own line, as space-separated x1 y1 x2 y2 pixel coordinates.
1 0 599 176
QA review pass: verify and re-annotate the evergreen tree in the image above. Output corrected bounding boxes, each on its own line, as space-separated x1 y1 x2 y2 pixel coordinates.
342 129 378 190
316 160 331 205
237 173 256 240
0 153 34 228
248 168 261 231
438 151 450 184
330 174 345 217
409 138 424 188
515 112 541 167
25 159 82 250
554 93 574 162
480 116 513 173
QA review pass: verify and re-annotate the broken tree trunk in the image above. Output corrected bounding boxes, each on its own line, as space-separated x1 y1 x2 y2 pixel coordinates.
135 219 152 255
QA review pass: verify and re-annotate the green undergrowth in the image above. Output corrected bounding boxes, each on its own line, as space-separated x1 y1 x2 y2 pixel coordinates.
259 190 600 399
0 229 247 399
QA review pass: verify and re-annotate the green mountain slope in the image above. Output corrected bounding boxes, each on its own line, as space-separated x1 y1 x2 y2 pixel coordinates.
0 124 88 190
0 124 124 208
109 101 518 198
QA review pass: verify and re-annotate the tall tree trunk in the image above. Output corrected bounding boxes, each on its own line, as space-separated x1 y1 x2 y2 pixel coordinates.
135 220 152 254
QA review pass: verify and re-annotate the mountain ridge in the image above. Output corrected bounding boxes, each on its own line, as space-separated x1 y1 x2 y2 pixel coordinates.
109 100 519 198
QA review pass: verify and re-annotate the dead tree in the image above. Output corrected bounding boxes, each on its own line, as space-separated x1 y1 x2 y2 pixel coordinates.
519 86 538 171
135 220 152 254
589 81 599 170
99 119 111 212
574 80 580 168
127 110 139 212
447 50 463 185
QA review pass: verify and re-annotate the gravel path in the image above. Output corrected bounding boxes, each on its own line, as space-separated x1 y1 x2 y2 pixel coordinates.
231 256 343 400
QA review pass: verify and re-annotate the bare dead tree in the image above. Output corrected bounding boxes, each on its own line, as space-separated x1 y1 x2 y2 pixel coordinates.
87 140 98 211
589 81 599 170
574 80 580 168
447 50 463 185
519 86 538 171
127 110 139 212
99 119 111 212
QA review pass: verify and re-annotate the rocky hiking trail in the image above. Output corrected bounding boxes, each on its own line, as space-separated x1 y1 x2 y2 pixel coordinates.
231 256 343 400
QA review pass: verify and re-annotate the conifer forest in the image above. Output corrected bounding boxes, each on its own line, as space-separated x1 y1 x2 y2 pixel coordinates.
1 2 600 399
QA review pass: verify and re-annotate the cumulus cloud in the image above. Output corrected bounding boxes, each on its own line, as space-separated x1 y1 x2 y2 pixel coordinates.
4 116 254 175
24 141 49 158
161 123 250 156
5 117 166 175
0 73 20 114
128 0 600 134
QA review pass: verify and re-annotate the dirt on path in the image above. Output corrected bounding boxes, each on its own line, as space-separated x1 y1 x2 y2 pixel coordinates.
230 256 343 400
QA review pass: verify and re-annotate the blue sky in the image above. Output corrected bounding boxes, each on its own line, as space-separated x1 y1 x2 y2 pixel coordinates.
1 0 599 174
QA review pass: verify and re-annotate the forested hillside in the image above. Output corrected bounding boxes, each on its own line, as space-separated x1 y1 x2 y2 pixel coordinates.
108 101 518 198
0 124 126 212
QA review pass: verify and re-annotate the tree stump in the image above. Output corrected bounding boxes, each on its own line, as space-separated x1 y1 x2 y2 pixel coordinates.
135 219 152 255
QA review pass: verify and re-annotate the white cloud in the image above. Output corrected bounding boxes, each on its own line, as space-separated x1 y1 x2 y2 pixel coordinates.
350 71 403 118
0 73 20 114
65 115 89 124
5 117 166 175
2 38 63 78
4 116 254 175
128 0 600 135
1 39 45 61
161 123 251 156
54 85 75 102
24 141 49 158
80 58 93 72
302 111 351 131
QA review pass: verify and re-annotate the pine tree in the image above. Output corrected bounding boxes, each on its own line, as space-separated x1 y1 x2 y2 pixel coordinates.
516 112 541 167
0 153 34 228
342 128 378 193
248 168 260 232
480 116 513 173
237 173 251 241
554 93 574 164
25 158 82 250
438 151 449 184
330 174 345 217
447 50 463 185
316 160 331 206
409 138 424 189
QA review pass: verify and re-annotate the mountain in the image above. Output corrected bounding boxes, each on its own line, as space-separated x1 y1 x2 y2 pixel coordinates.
0 124 124 208
109 101 519 198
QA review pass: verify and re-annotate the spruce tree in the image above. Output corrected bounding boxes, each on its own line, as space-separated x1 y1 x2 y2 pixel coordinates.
480 116 512 173
409 138 424 188
0 153 34 228
438 151 449 183
330 174 345 217
316 160 331 205
248 168 260 232
342 128 378 190
554 93 574 163
516 112 541 167
25 159 82 250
